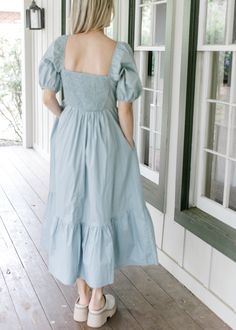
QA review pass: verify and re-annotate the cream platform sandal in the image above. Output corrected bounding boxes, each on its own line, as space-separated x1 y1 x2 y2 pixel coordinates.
73 295 89 322
87 294 117 328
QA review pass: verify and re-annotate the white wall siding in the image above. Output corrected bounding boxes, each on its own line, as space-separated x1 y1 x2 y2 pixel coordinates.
146 202 164 251
183 231 212 287
210 249 236 312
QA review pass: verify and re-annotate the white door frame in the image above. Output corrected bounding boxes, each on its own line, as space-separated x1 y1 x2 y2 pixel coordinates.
21 0 33 148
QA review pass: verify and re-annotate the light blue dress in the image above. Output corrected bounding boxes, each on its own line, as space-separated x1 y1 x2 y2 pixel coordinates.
39 34 159 288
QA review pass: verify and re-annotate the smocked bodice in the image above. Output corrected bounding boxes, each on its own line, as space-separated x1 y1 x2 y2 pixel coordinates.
38 34 143 112
61 70 117 111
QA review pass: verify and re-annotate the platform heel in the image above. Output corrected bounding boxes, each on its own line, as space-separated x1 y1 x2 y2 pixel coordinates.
87 294 117 328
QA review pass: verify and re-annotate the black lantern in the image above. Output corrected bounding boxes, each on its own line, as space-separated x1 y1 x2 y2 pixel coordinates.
26 1 45 30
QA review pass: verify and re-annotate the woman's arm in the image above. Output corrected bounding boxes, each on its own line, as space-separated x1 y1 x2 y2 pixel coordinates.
117 101 134 148
42 90 62 117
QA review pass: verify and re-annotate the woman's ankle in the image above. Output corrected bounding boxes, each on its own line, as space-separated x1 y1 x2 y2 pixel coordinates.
89 292 105 310
79 289 91 305
76 278 91 304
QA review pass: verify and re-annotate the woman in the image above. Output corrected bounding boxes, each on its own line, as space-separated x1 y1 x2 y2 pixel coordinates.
39 0 159 327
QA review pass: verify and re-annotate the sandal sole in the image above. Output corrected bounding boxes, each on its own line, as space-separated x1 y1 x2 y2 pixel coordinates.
87 304 117 328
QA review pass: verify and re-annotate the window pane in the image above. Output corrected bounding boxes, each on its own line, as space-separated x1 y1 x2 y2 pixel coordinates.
230 107 236 158
141 129 150 166
141 90 162 130
206 103 229 154
229 161 236 211
150 103 162 134
205 0 227 44
210 52 232 102
141 90 154 127
143 52 156 89
158 52 165 92
140 129 161 172
141 4 151 45
143 51 165 91
153 3 166 46
204 153 225 205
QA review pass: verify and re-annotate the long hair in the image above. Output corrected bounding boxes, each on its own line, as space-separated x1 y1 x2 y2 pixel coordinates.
70 0 115 34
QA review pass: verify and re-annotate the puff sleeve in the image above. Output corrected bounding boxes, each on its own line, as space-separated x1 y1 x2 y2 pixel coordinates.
116 42 143 102
38 38 62 93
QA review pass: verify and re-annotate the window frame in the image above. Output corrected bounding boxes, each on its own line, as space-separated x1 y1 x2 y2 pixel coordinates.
194 0 236 225
129 0 175 212
195 52 236 227
174 0 236 263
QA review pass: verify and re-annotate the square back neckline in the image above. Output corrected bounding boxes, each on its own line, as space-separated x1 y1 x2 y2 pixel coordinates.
62 34 120 78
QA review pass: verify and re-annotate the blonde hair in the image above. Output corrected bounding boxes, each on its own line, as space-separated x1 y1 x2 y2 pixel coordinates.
70 0 115 34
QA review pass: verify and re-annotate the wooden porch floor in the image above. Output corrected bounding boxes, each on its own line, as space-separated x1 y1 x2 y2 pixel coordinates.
0 146 231 330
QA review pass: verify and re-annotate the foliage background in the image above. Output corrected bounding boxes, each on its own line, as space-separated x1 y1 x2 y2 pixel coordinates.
0 37 22 145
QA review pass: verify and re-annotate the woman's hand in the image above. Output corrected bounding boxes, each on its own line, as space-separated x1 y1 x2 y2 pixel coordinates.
117 101 135 148
42 89 62 117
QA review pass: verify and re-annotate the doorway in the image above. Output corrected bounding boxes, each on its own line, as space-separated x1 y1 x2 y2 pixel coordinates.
0 1 22 146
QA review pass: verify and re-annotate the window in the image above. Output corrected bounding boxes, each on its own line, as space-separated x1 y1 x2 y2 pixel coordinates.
205 0 228 44
134 0 173 209
194 0 236 228
174 0 236 263
135 1 166 184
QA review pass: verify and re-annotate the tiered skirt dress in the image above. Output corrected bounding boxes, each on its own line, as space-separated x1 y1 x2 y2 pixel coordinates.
38 34 159 288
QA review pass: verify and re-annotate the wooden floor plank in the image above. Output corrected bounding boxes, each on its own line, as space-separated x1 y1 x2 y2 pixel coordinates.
0 216 51 330
111 269 173 330
0 157 45 253
142 265 231 329
105 285 143 330
0 266 22 330
10 146 50 174
4 147 49 203
0 149 45 222
122 265 202 330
